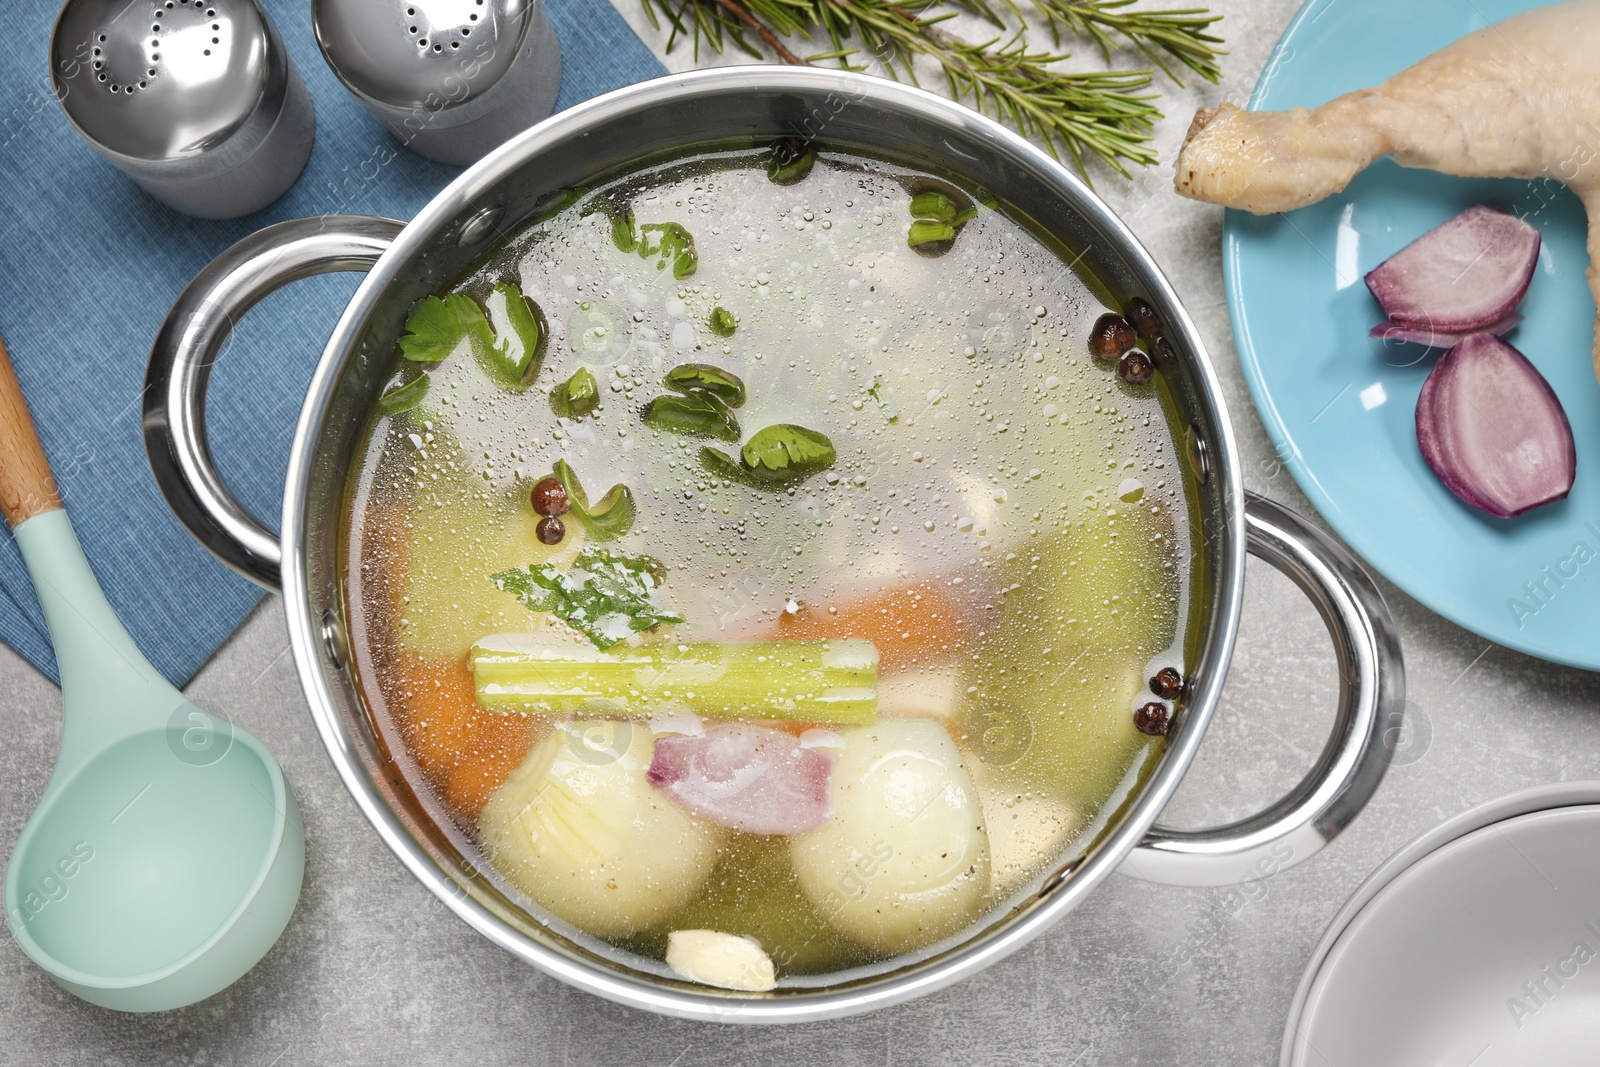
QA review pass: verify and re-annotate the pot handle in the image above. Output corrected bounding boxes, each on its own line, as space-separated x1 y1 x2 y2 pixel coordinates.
143 216 405 590
1119 493 1405 888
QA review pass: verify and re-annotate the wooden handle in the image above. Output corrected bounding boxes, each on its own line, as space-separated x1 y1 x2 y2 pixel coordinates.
0 334 61 527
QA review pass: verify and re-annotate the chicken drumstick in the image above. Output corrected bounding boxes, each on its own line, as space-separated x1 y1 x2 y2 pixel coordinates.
1174 0 1600 378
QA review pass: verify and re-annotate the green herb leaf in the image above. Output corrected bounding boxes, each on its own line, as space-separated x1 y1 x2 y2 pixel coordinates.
699 445 750 484
534 185 589 223
476 283 545 389
492 546 682 650
706 306 737 337
585 483 637 537
378 373 430 413
673 246 698 279
910 191 958 222
610 208 638 253
553 458 637 540
398 285 546 391
767 137 815 184
398 293 492 363
741 424 836 483
550 367 600 419
867 374 899 422
642 391 741 441
663 362 746 406
638 222 698 279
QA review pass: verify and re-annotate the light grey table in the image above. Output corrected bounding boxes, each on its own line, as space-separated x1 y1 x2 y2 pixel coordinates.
4 2 1597 1063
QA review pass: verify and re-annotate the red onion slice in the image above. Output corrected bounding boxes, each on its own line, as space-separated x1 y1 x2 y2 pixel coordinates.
1365 206 1540 333
1369 313 1522 349
648 723 832 834
1416 334 1576 518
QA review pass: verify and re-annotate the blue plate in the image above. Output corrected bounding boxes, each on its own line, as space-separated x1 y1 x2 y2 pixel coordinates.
1226 0 1600 670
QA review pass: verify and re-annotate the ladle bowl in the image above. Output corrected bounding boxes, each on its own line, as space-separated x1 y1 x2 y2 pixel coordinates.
0 337 304 1012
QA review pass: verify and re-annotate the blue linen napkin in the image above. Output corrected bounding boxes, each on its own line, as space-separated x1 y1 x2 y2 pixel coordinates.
0 0 666 685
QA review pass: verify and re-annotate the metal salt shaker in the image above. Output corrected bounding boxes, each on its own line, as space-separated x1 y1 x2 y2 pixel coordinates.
312 0 561 166
49 0 315 219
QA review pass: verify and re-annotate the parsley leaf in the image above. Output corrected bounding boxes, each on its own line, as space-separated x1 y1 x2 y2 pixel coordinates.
398 294 491 364
641 391 740 441
867 374 899 422
699 423 837 488
554 458 636 539
663 362 746 407
377 373 430 413
479 282 544 388
396 284 544 390
605 204 699 279
706 306 737 337
741 424 837 481
550 367 600 419
492 546 681 650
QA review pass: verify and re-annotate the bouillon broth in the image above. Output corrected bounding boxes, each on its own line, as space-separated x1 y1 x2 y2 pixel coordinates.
343 142 1194 984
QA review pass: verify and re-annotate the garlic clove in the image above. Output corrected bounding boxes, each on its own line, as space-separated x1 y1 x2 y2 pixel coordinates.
666 929 777 991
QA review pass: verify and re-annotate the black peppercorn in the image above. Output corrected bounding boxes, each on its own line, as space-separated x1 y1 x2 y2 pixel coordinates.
1088 313 1136 362
536 516 566 545
531 476 570 516
1128 298 1161 340
1134 701 1171 736
1150 667 1184 701
1118 349 1155 386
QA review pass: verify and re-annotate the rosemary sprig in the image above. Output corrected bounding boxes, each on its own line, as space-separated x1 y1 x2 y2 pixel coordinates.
638 0 1224 178
1032 0 1224 85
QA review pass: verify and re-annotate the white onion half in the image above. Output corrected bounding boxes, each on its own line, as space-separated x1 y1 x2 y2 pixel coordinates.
789 718 990 954
479 720 724 937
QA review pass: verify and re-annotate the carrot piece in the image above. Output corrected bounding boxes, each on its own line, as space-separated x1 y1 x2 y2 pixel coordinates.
767 582 971 674
391 652 545 819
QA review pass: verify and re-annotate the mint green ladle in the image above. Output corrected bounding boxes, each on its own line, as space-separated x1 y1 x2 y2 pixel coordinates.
0 334 304 1011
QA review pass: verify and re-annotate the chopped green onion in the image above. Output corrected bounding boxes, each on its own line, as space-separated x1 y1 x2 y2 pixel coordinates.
908 220 957 248
910 192 958 223
471 635 878 724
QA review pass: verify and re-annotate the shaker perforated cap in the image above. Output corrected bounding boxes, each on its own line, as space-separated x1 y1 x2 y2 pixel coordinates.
50 0 271 162
312 0 532 111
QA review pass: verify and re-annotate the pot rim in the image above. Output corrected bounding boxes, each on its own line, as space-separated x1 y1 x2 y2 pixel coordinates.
280 65 1246 1023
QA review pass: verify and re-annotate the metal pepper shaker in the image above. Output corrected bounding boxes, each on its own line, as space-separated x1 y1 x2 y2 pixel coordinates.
49 0 315 219
312 0 561 166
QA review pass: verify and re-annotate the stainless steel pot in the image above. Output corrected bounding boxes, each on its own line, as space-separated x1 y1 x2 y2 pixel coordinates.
143 67 1405 1022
